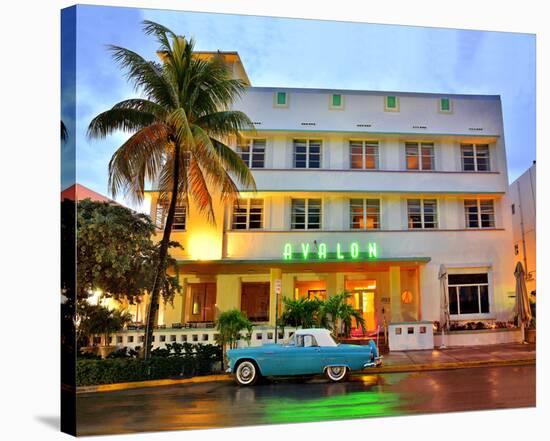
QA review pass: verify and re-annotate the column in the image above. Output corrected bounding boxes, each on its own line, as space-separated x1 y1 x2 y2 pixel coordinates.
215 275 240 318
389 266 402 323
269 268 283 326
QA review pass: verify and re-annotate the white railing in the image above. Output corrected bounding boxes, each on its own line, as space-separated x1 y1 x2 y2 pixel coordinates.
96 326 299 349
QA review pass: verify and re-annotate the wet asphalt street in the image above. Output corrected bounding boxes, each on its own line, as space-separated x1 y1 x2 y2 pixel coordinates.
76 365 535 436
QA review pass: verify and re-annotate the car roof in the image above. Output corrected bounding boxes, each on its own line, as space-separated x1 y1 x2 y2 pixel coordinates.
294 328 337 347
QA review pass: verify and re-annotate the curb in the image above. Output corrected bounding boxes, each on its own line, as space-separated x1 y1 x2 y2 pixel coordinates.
77 374 233 394
353 357 535 375
77 358 535 394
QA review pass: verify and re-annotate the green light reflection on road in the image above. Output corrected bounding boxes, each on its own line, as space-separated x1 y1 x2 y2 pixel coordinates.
262 390 402 424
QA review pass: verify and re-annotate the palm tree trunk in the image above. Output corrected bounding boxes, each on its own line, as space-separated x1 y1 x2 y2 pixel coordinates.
143 142 181 360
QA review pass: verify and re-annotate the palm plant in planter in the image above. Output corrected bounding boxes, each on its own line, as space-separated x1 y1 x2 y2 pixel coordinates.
279 297 323 329
318 292 366 338
215 309 253 369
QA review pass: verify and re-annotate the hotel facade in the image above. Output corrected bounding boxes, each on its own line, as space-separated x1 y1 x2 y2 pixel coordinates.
117 54 518 348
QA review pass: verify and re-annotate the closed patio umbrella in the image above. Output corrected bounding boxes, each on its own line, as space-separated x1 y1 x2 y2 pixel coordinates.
438 264 450 348
514 261 532 343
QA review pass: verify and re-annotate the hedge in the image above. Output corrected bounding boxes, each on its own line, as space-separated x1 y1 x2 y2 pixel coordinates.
77 351 221 386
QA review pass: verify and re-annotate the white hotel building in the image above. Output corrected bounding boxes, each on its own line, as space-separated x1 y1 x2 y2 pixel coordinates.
123 53 518 348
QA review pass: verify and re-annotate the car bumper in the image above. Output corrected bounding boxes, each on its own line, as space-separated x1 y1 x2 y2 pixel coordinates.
363 356 383 369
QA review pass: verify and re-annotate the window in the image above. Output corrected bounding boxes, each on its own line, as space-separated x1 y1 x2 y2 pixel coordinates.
461 144 490 171
448 273 490 316
155 201 186 231
291 199 322 230
350 199 380 230
511 204 515 215
293 139 322 168
188 283 216 322
274 91 288 107
464 199 495 228
439 98 452 113
330 93 344 109
236 139 266 168
385 95 399 111
232 199 263 230
407 199 438 229
350 140 379 169
406 142 435 170
241 282 270 322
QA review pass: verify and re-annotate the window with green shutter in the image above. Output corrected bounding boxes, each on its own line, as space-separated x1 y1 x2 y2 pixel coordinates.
440 98 451 113
332 94 341 107
385 95 399 111
276 92 287 106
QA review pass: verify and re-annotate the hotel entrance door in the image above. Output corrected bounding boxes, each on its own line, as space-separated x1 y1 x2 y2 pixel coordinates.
350 290 376 332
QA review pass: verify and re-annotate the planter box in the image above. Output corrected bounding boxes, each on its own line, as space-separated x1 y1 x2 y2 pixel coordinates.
526 329 536 344
434 328 522 347
388 321 434 351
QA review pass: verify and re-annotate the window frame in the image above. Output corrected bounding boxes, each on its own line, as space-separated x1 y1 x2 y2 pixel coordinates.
349 140 379 169
461 144 491 172
329 93 344 110
439 97 452 113
384 95 400 112
293 139 322 169
291 198 322 230
464 199 496 229
447 272 490 318
274 91 289 108
236 138 266 169
232 198 264 230
155 201 186 231
349 198 381 230
407 198 438 229
405 142 435 170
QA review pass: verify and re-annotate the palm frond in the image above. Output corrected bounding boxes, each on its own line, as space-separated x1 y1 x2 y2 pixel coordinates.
87 107 157 139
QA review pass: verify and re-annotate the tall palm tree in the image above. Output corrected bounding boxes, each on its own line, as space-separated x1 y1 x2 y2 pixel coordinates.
87 21 256 359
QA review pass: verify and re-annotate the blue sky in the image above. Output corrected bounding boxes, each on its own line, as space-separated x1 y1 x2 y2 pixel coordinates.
61 5 535 209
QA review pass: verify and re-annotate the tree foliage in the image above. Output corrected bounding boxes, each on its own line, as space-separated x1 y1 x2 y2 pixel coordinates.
75 198 180 303
279 297 323 329
215 309 253 350
318 292 366 338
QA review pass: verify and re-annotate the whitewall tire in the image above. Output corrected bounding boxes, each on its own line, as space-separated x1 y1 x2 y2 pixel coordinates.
325 366 348 382
235 360 259 386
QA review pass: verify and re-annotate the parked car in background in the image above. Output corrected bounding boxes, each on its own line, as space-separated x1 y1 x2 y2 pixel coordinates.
227 328 381 386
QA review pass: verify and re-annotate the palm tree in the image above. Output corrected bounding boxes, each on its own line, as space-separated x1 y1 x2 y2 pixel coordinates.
319 292 366 338
61 120 68 142
280 297 322 328
87 21 256 359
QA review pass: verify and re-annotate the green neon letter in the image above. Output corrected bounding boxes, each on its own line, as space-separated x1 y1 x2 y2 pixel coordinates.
301 243 310 259
318 243 327 259
283 243 292 260
368 242 378 258
336 243 344 260
350 242 360 259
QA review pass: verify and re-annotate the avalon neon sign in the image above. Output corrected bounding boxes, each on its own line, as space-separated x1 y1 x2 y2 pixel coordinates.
283 242 378 260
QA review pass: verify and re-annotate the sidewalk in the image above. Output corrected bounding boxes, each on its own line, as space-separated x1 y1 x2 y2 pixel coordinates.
363 342 536 374
77 343 535 394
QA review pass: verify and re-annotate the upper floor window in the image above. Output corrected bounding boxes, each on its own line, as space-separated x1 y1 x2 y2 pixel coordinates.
461 144 490 171
406 142 435 170
407 199 438 229
350 140 379 169
464 199 495 228
274 91 289 108
448 273 490 316
291 199 321 230
439 98 452 113
350 199 380 230
293 139 322 169
232 199 263 230
155 201 186 231
329 93 344 110
236 138 266 168
385 95 399 112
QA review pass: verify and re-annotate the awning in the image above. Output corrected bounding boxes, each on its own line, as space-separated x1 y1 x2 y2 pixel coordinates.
174 256 431 274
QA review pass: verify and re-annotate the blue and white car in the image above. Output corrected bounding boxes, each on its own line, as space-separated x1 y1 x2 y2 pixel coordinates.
227 328 382 386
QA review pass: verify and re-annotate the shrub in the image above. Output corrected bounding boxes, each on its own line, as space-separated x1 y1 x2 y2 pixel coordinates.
76 344 222 386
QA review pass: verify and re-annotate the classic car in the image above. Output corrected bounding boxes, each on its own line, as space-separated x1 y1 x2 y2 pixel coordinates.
227 328 382 386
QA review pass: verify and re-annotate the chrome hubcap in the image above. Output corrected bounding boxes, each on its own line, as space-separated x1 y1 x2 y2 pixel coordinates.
237 362 254 383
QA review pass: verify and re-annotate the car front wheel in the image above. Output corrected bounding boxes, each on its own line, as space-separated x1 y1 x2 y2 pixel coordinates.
325 365 348 382
235 360 259 386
